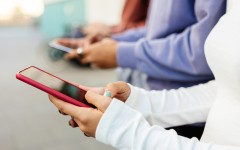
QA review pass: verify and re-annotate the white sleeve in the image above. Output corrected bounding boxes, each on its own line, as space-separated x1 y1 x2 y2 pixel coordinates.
125 80 217 127
96 99 240 150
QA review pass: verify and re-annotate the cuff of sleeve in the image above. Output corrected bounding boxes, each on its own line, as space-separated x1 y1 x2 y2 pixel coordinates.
95 99 125 145
117 42 137 69
112 34 124 41
125 84 138 107
96 99 142 148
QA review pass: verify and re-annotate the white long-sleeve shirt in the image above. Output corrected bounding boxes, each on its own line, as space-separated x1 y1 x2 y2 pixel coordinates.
125 81 216 128
97 100 239 150
94 0 240 149
95 82 240 150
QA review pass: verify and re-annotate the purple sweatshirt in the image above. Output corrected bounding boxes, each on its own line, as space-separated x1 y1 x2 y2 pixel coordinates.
113 0 226 90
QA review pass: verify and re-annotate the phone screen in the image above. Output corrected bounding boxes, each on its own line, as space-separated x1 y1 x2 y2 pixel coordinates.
49 40 72 52
19 67 93 107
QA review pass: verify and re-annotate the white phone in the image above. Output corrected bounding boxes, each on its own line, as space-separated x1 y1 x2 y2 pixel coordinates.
49 40 72 53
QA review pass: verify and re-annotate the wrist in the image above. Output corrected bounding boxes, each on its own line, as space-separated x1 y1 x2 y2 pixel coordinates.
117 42 137 69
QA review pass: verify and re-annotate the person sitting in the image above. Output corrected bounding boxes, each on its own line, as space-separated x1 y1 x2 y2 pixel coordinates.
48 0 240 149
59 0 225 91
57 0 150 49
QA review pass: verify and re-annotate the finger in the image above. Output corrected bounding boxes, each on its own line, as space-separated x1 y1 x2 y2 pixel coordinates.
78 85 105 95
69 39 83 48
57 38 73 48
64 49 78 60
105 81 130 101
80 55 92 64
84 34 99 47
58 38 83 49
79 47 92 64
57 38 67 45
78 85 91 91
48 95 82 118
105 82 124 96
85 91 111 112
84 35 94 47
69 118 78 128
59 110 67 115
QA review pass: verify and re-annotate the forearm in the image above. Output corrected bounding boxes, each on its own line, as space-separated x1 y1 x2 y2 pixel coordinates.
96 99 238 150
125 81 217 127
112 27 146 42
117 0 225 81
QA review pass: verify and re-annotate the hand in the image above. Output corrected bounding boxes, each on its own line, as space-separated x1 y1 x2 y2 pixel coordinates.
49 90 112 138
65 38 118 69
57 35 104 50
78 82 131 102
83 22 111 36
57 38 85 49
49 81 131 136
77 82 130 102
59 84 105 129
66 82 130 128
105 81 131 102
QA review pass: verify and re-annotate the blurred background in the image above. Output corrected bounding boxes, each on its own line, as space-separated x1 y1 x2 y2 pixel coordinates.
0 0 125 149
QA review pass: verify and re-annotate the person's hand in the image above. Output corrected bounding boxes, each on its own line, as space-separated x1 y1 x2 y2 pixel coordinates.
48 82 131 136
65 38 118 68
78 82 131 102
68 82 130 129
49 90 112 137
57 35 104 50
57 38 85 49
83 22 111 36
105 81 131 102
57 84 105 129
77 81 131 102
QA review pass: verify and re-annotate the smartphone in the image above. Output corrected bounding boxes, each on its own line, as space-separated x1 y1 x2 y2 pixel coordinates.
16 66 95 108
49 40 72 53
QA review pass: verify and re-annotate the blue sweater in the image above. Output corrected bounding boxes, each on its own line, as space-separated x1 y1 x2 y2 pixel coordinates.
113 0 226 90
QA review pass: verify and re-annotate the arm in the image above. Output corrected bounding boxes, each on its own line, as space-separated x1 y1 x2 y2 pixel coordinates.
112 26 146 42
111 0 149 34
48 82 237 150
126 81 217 128
117 0 225 81
96 99 238 150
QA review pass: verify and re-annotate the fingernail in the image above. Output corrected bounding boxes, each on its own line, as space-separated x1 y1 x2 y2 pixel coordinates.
104 90 111 97
69 120 74 127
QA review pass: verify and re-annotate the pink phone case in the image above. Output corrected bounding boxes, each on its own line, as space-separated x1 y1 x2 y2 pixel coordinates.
16 66 91 108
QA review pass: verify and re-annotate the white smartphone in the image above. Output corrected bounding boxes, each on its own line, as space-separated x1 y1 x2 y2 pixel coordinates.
49 40 72 53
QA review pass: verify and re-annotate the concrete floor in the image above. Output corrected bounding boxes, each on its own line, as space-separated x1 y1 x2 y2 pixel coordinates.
0 26 117 150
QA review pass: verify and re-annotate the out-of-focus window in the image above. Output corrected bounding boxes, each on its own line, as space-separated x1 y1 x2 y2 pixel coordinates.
86 0 125 25
0 0 44 26
40 0 86 39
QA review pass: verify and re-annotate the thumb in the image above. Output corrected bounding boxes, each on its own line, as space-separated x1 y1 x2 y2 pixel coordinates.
64 49 78 60
105 81 131 102
85 91 111 112
84 34 98 47
78 85 105 95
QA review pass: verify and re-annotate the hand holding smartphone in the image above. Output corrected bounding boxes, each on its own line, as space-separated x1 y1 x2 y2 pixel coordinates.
49 39 84 59
16 66 95 108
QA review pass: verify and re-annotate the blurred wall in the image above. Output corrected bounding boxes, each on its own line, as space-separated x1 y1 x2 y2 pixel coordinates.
40 0 85 39
85 0 125 25
40 0 125 39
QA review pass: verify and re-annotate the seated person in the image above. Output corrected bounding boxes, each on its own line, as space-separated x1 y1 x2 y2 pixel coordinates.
48 1 240 149
83 0 150 36
55 0 226 138
57 0 150 48
58 0 225 91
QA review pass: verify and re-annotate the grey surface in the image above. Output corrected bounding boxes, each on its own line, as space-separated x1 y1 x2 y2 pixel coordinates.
0 26 117 150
